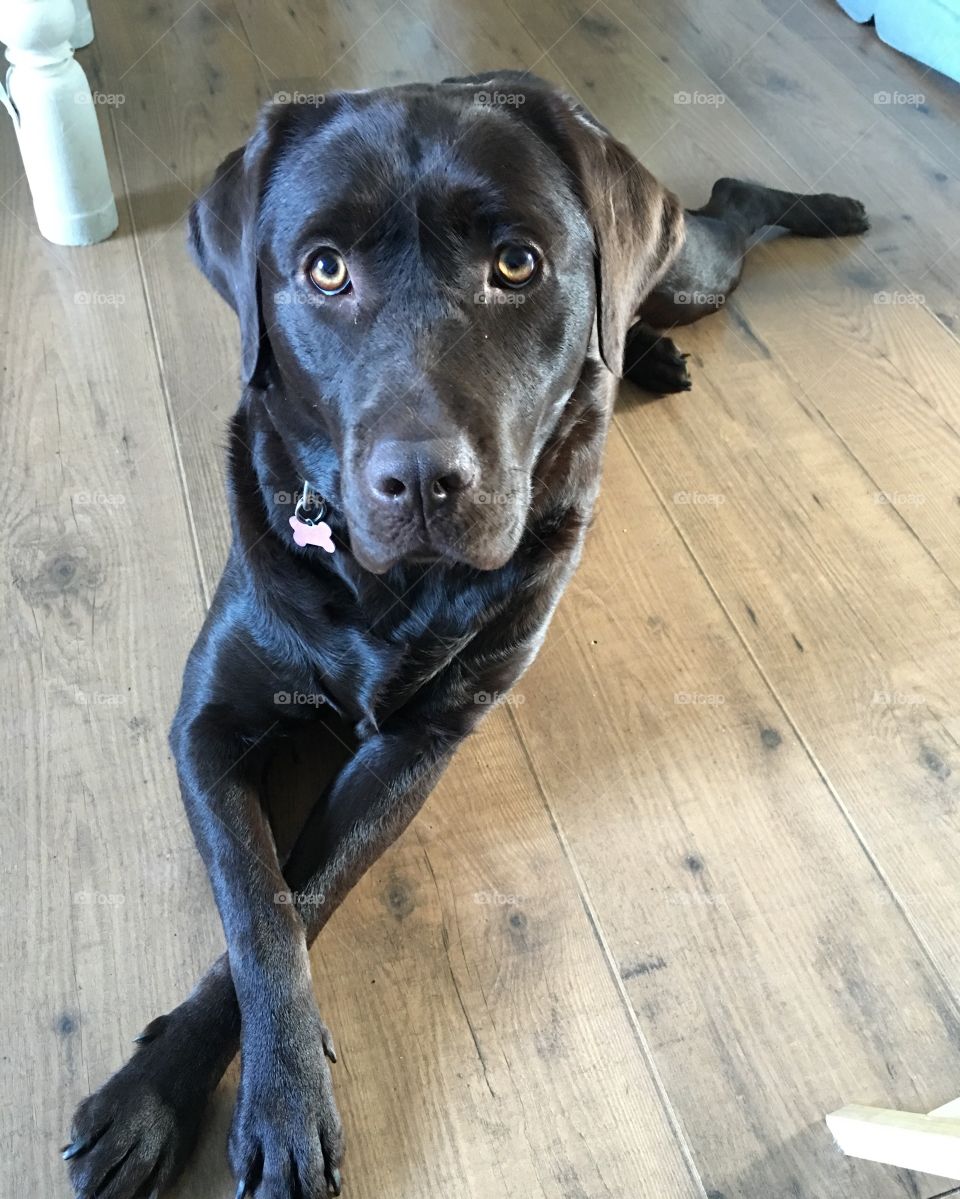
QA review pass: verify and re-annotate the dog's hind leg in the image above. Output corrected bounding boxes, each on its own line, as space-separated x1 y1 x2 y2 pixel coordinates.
695 177 870 241
625 177 868 390
639 178 869 334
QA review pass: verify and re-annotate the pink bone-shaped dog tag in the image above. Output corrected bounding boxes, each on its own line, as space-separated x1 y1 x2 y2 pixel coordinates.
289 514 335 553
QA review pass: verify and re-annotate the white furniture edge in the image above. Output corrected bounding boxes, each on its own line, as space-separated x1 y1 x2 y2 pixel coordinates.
0 0 117 245
71 0 94 48
827 1099 960 1181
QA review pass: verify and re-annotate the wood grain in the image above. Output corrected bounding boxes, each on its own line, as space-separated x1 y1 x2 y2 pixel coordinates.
0 115 220 1195
2 0 959 1196
511 428 958 1197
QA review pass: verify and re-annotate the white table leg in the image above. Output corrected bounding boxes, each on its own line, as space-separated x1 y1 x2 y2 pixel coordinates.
0 0 118 245
71 0 95 49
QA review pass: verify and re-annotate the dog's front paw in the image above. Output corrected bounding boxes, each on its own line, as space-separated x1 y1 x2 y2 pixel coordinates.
623 324 692 394
63 1019 217 1199
231 1009 344 1198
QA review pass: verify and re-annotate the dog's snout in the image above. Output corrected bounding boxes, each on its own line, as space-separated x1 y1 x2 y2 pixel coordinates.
367 440 477 514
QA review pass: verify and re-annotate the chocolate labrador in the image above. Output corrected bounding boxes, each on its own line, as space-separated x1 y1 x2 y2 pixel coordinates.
63 71 867 1199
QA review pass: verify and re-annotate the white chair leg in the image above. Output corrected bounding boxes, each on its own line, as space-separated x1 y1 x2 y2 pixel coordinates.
71 0 95 49
0 0 118 245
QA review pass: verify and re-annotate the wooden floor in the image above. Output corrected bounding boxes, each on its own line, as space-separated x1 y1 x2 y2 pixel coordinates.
3 1 960 1196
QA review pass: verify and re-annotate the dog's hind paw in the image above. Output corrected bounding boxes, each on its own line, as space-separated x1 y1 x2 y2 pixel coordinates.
817 194 869 236
795 191 870 237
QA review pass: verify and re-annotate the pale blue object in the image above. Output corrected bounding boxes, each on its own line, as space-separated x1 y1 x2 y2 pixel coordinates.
835 0 960 84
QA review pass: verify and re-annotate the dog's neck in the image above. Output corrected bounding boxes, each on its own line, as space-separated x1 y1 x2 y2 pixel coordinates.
236 386 338 528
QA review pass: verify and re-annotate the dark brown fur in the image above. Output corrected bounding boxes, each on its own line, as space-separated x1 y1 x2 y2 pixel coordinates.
63 72 867 1199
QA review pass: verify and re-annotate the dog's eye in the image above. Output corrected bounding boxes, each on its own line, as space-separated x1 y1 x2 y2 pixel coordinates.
308 248 350 295
493 244 539 288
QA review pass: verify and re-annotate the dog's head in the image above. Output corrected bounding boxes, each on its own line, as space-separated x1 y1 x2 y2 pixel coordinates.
190 75 682 573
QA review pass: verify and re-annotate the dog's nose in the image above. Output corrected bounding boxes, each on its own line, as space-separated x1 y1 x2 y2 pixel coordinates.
366 440 476 513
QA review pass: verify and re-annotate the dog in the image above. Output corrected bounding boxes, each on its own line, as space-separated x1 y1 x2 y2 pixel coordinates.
63 71 868 1199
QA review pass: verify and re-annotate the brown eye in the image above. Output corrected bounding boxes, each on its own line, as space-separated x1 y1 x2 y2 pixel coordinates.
493 244 539 288
308 248 350 295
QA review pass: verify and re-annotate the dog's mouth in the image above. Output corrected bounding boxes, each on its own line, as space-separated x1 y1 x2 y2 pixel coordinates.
347 515 522 576
350 537 514 576
350 540 442 574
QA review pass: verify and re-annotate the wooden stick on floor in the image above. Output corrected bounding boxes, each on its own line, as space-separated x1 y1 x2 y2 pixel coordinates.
826 1100 960 1181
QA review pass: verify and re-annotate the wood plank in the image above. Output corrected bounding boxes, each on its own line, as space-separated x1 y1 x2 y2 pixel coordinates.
619 0 960 330
760 0 960 211
712 243 960 588
0 111 220 1199
612 321 960 975
510 0 960 1030
510 427 959 1197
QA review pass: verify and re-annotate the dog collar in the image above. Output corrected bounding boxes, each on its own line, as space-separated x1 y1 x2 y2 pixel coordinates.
289 480 335 553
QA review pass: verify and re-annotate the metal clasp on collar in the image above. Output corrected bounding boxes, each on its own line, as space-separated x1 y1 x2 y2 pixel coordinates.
294 480 326 526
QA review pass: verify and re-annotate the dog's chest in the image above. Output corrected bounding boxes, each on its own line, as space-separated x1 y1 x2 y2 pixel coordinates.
302 564 513 729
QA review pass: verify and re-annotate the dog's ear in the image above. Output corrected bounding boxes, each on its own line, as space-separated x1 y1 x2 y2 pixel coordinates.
443 74 685 376
187 102 292 388
561 111 685 377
